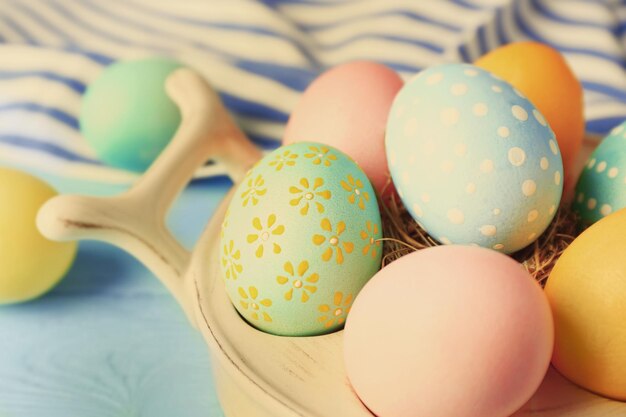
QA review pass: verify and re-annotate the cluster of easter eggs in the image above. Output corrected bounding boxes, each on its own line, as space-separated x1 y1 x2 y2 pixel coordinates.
3 40 626 417
217 41 626 417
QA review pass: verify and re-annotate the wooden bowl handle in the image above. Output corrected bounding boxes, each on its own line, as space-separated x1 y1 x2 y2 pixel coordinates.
37 68 263 325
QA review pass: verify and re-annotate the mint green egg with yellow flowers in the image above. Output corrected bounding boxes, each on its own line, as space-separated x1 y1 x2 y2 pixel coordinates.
220 142 382 336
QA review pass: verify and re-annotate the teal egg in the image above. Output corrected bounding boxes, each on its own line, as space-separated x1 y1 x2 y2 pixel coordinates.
573 121 626 225
80 58 183 172
220 142 382 336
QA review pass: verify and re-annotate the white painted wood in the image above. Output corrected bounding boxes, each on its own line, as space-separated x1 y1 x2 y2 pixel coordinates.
37 69 626 416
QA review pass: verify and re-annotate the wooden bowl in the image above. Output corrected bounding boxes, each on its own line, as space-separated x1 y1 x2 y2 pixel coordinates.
38 69 626 416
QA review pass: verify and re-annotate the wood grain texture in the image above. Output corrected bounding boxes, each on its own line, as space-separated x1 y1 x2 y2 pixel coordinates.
0 174 231 417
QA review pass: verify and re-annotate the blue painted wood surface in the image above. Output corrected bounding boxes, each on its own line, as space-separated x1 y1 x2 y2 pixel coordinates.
0 168 230 417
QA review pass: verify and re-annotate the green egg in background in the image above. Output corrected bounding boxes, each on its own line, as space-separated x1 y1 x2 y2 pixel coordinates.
573 121 626 226
80 57 183 172
220 142 383 337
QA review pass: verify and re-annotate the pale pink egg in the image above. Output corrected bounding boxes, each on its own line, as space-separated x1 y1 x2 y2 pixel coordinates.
284 61 403 196
344 246 553 417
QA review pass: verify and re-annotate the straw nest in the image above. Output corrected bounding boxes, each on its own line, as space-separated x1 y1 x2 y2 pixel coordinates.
379 192 579 286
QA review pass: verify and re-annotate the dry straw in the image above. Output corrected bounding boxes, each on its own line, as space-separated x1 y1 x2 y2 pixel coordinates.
379 192 579 286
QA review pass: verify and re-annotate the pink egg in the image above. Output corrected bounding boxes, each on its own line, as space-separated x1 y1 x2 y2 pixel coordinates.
344 246 553 417
284 61 403 196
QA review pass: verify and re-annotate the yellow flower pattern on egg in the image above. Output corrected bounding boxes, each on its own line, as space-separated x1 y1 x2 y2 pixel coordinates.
238 286 272 322
289 177 331 215
220 142 382 336
304 145 338 167
269 149 298 171
312 219 355 265
318 291 354 329
221 240 242 280
241 174 267 207
247 214 285 258
360 220 381 259
276 261 319 302
341 174 371 210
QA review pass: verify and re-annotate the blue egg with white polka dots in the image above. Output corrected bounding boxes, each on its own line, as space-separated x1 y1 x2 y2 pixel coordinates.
386 64 563 254
573 121 626 226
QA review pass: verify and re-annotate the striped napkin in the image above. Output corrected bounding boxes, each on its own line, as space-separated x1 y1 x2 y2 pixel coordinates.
1 0 625 183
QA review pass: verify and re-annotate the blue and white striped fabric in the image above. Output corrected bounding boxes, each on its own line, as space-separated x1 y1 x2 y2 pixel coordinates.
1 0 626 183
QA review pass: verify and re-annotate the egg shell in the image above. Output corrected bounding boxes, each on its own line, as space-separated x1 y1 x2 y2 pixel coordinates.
284 61 404 196
80 58 183 172
475 42 584 185
572 121 626 225
0 167 77 304
219 142 382 336
344 245 554 417
545 207 626 401
386 63 563 254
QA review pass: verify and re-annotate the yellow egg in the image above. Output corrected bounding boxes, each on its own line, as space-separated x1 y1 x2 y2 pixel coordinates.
545 207 626 400
476 42 584 185
0 167 77 304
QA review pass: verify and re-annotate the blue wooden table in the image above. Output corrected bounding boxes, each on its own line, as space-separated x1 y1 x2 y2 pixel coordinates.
0 168 229 417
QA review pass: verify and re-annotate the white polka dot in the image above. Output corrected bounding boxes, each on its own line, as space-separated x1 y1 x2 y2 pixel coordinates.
447 208 465 224
464 69 478 77
608 167 619 178
454 143 467 156
426 73 443 85
540 157 549 170
466 182 476 194
440 107 460 125
588 198 597 210
512 105 528 121
440 237 452 245
596 161 607 173
441 160 454 173
577 193 584 203
549 205 556 215
451 83 468 96
492 85 502 93
402 171 410 184
549 139 559 156
513 88 525 98
533 109 547 126
528 210 539 222
493 243 505 250
480 225 497 236
601 204 613 216
404 117 418 136
611 124 624 135
508 147 526 166
528 232 537 241
389 151 397 167
473 102 488 117
493 208 501 215
554 171 561 185
497 126 510 138
412 203 423 217
522 179 537 196
588 158 596 169
421 193 431 203
480 159 494 173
